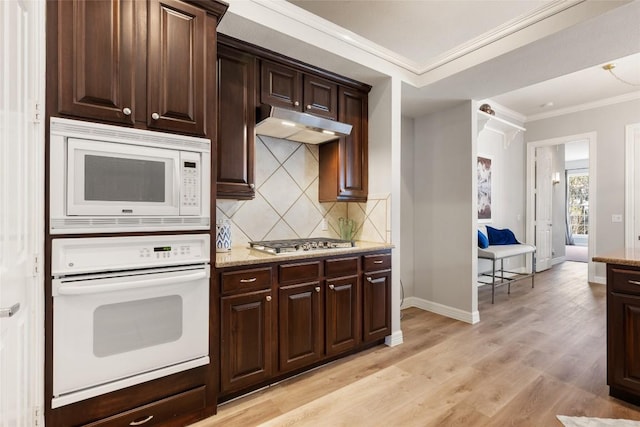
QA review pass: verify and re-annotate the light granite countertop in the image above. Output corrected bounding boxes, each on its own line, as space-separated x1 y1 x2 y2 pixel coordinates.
593 248 640 268
215 241 394 268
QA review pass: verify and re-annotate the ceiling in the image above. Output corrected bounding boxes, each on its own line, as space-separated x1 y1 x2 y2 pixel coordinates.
285 0 640 120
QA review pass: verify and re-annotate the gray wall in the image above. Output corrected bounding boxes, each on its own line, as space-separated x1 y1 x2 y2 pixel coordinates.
412 101 476 314
526 98 640 279
401 116 415 302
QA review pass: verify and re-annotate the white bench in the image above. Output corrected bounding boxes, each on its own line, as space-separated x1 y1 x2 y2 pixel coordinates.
478 243 536 303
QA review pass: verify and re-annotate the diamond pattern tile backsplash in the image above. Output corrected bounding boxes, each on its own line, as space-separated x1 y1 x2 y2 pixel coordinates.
216 135 390 247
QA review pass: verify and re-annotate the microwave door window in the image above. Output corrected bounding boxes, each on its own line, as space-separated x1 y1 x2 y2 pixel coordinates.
84 155 166 203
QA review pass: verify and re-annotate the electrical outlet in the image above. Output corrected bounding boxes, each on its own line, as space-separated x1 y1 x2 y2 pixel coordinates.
612 214 623 223
321 218 328 231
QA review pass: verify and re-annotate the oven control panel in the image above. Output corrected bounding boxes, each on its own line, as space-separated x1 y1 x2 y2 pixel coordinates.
52 234 210 276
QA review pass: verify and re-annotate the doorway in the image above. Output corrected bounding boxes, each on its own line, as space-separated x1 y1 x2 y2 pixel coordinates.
526 132 597 282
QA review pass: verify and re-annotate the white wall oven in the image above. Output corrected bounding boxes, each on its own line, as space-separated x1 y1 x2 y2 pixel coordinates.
50 234 210 408
49 117 210 234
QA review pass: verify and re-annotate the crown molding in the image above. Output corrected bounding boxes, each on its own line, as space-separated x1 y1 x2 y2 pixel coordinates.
249 0 585 77
525 91 640 122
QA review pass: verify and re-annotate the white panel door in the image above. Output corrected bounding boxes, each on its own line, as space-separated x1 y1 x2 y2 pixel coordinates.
535 146 553 272
0 0 45 426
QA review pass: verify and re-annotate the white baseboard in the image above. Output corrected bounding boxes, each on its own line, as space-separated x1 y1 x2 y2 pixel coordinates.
384 330 404 347
593 275 606 285
552 256 566 265
402 296 479 324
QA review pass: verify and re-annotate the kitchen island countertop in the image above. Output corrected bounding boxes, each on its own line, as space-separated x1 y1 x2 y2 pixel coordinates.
593 248 640 267
215 241 394 268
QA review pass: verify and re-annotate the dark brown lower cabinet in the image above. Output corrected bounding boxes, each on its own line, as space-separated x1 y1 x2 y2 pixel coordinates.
326 275 360 356
608 263 640 405
278 282 324 372
218 250 390 401
220 289 273 394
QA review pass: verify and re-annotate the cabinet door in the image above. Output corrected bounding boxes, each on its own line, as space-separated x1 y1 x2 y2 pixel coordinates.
338 87 368 201
318 87 368 202
220 290 272 394
216 45 256 199
278 282 323 372
363 270 391 343
260 61 302 110
57 0 135 125
303 75 337 120
326 276 360 356
147 0 206 135
609 292 640 396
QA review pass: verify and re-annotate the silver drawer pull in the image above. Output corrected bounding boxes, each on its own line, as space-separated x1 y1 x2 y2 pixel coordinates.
266 295 272 302
130 415 153 426
373 260 383 264
629 280 640 286
329 284 335 290
367 276 385 284
0 302 20 318
315 286 321 293
240 277 257 283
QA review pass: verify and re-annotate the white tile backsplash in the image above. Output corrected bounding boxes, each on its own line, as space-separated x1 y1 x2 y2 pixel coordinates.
217 135 390 246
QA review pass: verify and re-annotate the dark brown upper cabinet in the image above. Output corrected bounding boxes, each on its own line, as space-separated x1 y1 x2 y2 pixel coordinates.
54 0 224 136
319 87 369 202
56 0 136 125
216 43 257 199
261 61 338 120
147 0 206 135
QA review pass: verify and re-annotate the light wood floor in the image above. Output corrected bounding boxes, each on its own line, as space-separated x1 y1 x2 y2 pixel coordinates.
193 262 640 426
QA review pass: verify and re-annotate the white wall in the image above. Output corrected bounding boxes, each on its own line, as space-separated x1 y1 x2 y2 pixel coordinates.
551 145 566 262
410 101 478 322
525 98 640 280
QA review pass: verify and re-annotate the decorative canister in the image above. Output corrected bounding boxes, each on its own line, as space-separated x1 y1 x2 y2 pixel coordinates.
215 219 232 252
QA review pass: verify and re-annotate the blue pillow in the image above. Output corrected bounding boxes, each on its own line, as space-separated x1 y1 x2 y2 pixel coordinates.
486 226 519 245
478 230 489 248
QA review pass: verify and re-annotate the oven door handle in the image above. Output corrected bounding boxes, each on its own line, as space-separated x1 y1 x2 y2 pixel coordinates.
56 270 208 296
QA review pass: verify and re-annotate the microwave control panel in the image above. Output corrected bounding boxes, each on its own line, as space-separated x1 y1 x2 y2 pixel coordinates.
180 151 201 216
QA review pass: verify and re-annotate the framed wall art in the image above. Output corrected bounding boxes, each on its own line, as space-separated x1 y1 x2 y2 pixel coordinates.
477 155 493 223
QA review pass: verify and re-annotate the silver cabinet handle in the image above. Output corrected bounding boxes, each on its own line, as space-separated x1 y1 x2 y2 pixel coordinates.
122 107 132 116
0 303 20 318
306 105 311 110
240 277 257 283
294 101 300 107
249 183 255 189
366 276 385 284
129 415 153 426
629 280 640 286
329 284 335 290
151 112 160 120
315 286 320 293
266 295 272 302
373 260 383 264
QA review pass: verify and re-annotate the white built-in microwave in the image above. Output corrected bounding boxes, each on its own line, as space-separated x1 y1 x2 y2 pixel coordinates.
49 117 210 234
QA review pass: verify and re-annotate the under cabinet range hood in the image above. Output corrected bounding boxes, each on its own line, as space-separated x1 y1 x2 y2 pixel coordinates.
255 104 352 144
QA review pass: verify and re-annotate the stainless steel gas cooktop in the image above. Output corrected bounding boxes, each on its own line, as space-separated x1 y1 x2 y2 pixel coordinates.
248 238 354 255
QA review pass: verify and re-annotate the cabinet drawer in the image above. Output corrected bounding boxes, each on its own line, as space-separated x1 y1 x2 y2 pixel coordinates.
611 267 640 295
83 386 205 427
363 253 391 272
325 257 358 278
279 261 320 284
222 267 272 294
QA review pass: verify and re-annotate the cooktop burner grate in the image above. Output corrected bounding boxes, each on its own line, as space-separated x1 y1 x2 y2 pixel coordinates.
249 237 354 254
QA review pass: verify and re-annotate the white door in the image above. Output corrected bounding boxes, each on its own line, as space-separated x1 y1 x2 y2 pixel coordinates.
535 146 553 272
0 0 45 426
